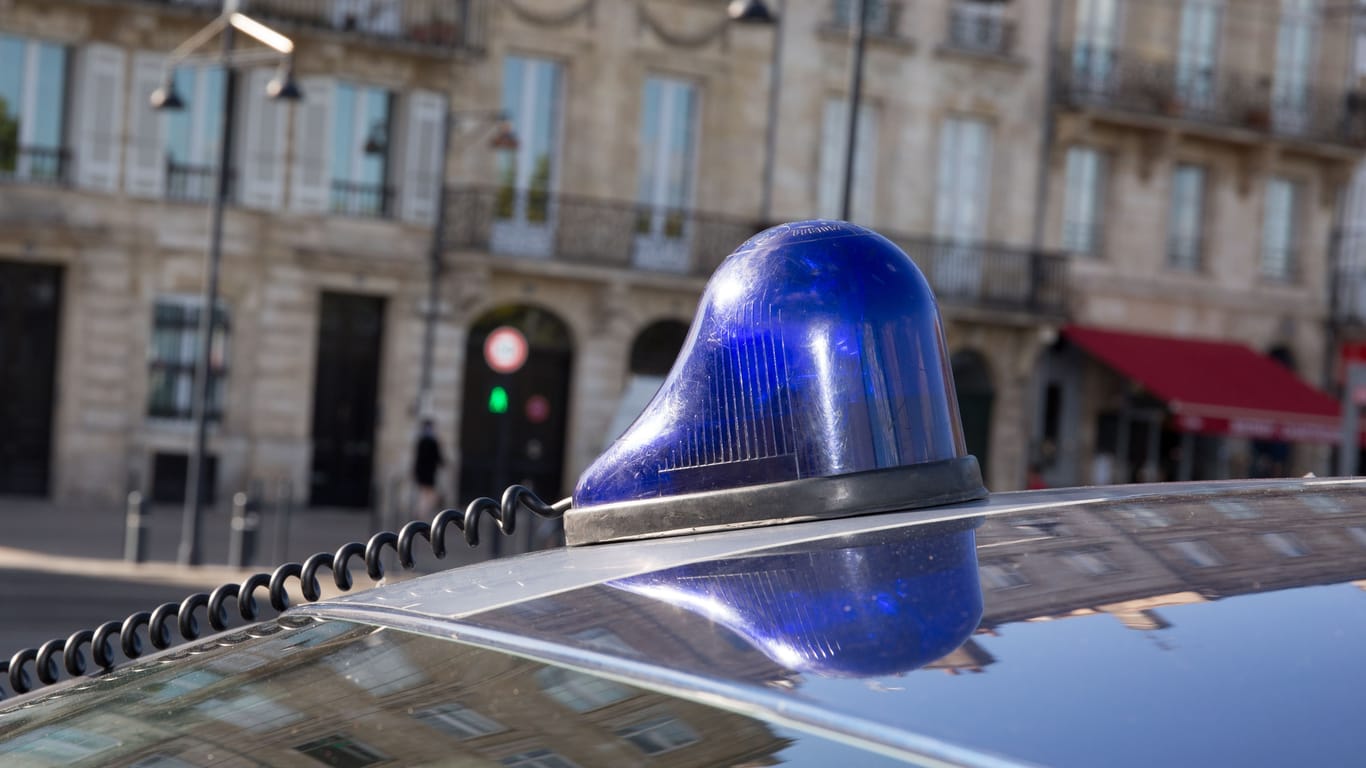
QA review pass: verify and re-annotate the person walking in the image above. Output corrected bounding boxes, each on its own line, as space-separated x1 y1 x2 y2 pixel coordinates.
413 418 445 516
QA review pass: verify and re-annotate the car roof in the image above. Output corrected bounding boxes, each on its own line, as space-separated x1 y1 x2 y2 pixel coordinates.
287 477 1366 767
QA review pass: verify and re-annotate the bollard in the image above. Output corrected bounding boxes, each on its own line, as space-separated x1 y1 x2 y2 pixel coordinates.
227 491 261 568
123 491 147 563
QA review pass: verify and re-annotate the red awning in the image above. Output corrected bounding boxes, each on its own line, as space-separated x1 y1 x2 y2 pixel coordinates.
1064 325 1347 444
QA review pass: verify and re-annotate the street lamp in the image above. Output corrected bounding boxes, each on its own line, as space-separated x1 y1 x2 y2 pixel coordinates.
415 111 518 419
154 0 301 566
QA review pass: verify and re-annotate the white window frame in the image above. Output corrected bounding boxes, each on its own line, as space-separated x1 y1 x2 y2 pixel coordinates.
1176 0 1222 108
1 34 70 182
633 74 701 273
1061 146 1105 256
818 96 878 223
147 295 231 422
1260 176 1299 281
1167 164 1206 271
492 54 564 259
616 717 700 755
1273 0 1319 132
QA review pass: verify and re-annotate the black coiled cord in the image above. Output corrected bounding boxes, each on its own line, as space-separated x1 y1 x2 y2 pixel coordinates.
0 485 569 700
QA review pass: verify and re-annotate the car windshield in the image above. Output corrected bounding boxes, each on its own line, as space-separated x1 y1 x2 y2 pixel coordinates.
0 617 914 768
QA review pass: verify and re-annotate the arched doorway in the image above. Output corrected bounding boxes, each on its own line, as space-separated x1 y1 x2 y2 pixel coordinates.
605 319 690 443
459 306 574 507
952 349 994 480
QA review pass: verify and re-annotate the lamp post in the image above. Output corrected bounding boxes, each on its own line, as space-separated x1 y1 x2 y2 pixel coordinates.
415 111 518 418
841 0 869 221
153 0 301 566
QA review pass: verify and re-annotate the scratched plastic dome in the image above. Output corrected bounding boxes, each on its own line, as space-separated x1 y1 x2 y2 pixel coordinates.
574 220 974 515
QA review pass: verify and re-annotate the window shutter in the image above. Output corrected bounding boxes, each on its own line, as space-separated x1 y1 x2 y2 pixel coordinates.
289 76 333 213
400 89 447 224
239 68 287 210
125 51 166 198
75 43 126 193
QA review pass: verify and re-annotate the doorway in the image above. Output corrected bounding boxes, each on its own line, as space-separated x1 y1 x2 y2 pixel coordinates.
0 261 62 496
309 292 385 508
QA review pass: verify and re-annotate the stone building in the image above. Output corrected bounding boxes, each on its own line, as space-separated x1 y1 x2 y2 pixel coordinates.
1035 0 1366 486
0 0 1069 518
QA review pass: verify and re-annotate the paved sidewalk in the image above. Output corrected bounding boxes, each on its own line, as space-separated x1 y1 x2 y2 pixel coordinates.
0 495 490 586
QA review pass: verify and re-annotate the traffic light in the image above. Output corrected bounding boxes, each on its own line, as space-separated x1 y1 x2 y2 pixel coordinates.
488 385 509 414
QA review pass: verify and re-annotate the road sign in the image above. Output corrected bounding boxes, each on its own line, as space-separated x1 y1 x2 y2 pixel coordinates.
484 326 528 374
526 394 550 424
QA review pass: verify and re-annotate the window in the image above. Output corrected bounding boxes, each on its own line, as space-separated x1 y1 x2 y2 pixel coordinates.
569 627 638 657
1171 539 1224 567
1274 0 1318 128
818 97 878 222
634 75 699 272
947 1 1012 54
535 666 632 712
324 640 425 696
616 717 700 755
1167 164 1205 270
164 65 227 202
1262 531 1309 558
1062 147 1105 256
330 82 393 216
501 749 582 768
497 55 562 227
1060 549 1120 576
195 691 305 733
1210 500 1259 520
936 117 992 243
292 734 387 768
1073 0 1120 88
832 0 894 36
1261 177 1299 281
147 297 229 421
0 35 69 182
1302 495 1343 515
1176 0 1222 107
980 561 1029 590
1124 505 1169 528
415 703 506 740
1348 526 1366 547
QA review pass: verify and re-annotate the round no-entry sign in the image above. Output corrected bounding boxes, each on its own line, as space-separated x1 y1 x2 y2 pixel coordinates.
484 326 528 374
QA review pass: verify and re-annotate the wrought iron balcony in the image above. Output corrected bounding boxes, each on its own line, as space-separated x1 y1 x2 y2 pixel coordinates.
944 3 1016 58
444 186 1068 315
331 179 393 218
1054 47 1366 149
166 160 236 203
101 0 489 53
0 144 69 185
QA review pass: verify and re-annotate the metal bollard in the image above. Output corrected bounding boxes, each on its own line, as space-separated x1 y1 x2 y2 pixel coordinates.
123 491 147 563
227 491 261 568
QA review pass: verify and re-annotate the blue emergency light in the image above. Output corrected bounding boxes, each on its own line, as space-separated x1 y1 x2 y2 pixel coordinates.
566 220 987 545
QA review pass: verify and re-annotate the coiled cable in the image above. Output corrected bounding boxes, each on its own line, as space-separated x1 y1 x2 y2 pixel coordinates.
0 485 569 699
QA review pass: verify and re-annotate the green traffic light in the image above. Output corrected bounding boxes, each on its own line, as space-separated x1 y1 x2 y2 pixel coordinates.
489 385 509 414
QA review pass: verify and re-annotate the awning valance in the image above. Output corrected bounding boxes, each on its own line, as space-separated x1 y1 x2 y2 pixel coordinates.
1064 325 1346 444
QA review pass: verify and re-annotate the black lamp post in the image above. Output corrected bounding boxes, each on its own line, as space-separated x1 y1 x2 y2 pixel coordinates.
154 0 300 567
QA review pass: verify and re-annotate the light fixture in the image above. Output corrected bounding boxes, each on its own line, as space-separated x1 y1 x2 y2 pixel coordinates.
727 0 777 23
363 122 387 156
265 58 302 102
565 220 988 545
488 119 520 151
149 75 185 111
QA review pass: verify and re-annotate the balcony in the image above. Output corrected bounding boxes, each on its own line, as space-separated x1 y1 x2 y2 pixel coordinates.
0 145 69 185
1054 47 1366 150
944 3 1016 58
330 179 393 218
101 0 489 54
444 186 1068 316
165 160 236 203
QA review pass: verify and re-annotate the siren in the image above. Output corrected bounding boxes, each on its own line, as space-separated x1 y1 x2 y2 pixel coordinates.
565 220 988 546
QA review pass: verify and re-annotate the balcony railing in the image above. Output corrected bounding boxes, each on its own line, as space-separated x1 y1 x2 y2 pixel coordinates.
331 179 393 218
1054 47 1366 148
825 0 907 40
166 160 236 203
0 145 69 185
945 4 1016 57
444 186 1068 315
110 0 488 53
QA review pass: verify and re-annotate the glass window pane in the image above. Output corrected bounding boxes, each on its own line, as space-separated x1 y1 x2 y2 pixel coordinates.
165 68 195 164
332 83 356 182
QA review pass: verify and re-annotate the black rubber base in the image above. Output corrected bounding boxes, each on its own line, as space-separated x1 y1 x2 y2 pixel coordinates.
564 456 988 546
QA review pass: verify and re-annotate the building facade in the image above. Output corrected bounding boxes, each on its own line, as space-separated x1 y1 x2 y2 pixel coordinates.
0 0 1071 518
